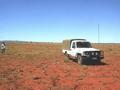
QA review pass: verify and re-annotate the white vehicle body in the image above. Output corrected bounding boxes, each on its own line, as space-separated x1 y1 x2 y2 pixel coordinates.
62 39 104 64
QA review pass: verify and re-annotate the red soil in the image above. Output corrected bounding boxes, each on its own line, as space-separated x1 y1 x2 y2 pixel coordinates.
0 43 120 90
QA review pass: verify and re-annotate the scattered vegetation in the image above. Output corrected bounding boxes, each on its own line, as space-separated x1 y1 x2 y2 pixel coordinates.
0 42 120 90
108 48 113 51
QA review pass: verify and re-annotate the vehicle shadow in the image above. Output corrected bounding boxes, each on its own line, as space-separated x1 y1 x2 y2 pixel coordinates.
72 59 108 66
84 61 108 66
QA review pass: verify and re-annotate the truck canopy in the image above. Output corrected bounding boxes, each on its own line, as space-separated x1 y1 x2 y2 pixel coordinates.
62 39 86 49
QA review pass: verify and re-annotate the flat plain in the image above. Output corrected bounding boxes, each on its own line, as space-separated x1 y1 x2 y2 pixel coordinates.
0 43 120 90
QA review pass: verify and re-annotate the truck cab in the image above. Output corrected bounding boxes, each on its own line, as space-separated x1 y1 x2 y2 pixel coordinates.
62 39 104 64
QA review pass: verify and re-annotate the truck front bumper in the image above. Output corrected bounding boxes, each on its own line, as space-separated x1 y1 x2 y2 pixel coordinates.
82 55 103 61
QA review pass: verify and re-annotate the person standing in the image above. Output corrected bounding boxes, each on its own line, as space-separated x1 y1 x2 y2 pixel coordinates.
0 42 6 54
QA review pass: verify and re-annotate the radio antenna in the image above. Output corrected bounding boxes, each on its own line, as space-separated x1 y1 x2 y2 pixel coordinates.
97 24 100 48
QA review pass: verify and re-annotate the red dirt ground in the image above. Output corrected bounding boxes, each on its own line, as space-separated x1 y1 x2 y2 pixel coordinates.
0 43 120 90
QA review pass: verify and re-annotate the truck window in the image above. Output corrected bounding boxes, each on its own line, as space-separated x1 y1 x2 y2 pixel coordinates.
72 42 75 48
77 42 91 48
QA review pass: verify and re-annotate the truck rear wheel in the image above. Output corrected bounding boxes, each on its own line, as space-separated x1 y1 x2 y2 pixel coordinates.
77 55 83 65
64 52 71 59
64 52 67 56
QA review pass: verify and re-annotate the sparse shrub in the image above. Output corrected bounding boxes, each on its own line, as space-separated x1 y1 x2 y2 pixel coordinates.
108 48 112 51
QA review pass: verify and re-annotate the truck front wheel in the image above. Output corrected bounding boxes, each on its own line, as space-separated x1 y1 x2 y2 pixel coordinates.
77 55 83 65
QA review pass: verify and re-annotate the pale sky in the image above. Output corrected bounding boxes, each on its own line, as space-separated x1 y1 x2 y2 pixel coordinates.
0 0 120 43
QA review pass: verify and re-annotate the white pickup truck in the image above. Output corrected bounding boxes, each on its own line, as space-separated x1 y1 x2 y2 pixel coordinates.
62 39 104 64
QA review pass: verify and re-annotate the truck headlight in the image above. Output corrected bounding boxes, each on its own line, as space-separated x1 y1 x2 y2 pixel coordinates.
84 51 89 56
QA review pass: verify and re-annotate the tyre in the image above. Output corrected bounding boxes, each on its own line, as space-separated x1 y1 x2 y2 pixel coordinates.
77 55 83 65
64 52 71 59
67 54 72 60
64 52 67 56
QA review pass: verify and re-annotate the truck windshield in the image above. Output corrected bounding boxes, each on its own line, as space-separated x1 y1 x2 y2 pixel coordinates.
77 42 91 48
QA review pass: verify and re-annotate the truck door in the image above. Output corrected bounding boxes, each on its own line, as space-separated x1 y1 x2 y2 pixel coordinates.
70 42 76 57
